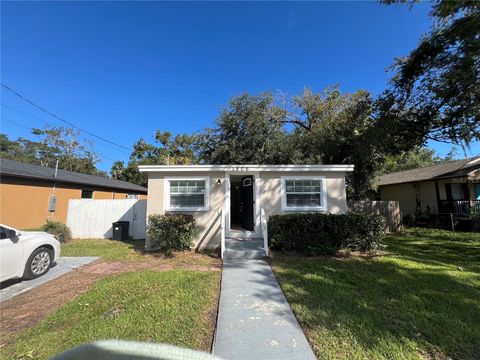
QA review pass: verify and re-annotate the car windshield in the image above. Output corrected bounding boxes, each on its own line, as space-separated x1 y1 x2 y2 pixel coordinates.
0 226 8 239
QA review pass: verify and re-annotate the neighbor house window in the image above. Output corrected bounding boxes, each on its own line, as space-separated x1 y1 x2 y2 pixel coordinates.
164 177 209 211
281 177 326 211
81 190 93 199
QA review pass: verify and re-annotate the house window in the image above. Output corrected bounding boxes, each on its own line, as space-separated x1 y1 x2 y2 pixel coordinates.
81 190 93 199
165 177 209 211
281 177 326 211
450 183 467 200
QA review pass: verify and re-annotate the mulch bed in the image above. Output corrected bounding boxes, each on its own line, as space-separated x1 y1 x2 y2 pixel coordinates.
0 261 221 347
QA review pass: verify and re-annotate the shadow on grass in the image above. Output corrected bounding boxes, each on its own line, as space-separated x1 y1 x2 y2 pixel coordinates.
270 233 480 359
386 230 480 273
123 239 220 260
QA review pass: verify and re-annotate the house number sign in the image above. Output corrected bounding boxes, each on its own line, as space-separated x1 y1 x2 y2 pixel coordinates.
232 166 249 172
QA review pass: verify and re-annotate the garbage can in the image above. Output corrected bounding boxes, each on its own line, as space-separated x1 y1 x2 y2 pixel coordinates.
112 221 129 241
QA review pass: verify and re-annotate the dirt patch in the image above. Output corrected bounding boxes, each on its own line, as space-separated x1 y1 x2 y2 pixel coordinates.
80 261 221 274
0 260 221 346
334 250 387 260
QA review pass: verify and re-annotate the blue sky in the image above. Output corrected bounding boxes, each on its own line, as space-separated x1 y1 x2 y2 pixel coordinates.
2 1 478 172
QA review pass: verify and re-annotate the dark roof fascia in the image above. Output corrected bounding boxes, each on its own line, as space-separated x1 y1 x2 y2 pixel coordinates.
431 165 479 180
377 158 480 187
1 172 147 193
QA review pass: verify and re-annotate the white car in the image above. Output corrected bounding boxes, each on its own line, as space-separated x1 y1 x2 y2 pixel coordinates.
0 224 61 282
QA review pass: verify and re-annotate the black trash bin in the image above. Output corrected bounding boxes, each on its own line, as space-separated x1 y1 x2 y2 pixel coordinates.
112 221 129 241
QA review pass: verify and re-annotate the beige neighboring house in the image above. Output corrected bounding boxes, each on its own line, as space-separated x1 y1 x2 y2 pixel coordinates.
139 164 354 250
374 157 480 217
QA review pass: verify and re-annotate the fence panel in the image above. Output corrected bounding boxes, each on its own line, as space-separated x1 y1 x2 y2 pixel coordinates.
66 199 147 239
348 200 402 233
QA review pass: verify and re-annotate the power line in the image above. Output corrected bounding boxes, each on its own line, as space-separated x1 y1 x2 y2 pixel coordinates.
1 104 123 163
1 116 33 131
1 83 132 152
2 103 55 124
2 103 128 159
1 116 118 163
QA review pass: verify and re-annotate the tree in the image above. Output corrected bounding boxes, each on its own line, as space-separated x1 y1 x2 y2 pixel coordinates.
0 127 103 176
378 146 442 175
0 133 38 164
196 92 299 164
286 87 384 199
129 131 197 166
111 130 198 187
111 160 147 185
32 127 100 175
193 87 422 198
380 0 480 145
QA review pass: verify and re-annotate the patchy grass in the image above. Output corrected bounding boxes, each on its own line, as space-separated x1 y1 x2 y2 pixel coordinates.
1 239 221 358
270 228 480 360
61 238 220 267
1 270 220 359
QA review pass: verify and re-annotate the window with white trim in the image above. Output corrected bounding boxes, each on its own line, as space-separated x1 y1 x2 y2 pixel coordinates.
281 177 326 211
165 177 209 211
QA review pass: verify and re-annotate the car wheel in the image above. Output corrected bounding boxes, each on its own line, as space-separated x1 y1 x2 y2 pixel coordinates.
24 247 52 279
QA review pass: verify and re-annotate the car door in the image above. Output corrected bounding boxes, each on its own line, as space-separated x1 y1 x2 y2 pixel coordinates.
0 226 23 282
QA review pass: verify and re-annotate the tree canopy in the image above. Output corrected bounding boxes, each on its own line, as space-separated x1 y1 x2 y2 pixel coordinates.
380 0 480 145
111 130 198 187
284 87 383 198
196 92 298 165
0 127 105 176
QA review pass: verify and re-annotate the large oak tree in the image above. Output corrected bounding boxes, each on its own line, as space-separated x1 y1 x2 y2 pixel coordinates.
380 0 480 145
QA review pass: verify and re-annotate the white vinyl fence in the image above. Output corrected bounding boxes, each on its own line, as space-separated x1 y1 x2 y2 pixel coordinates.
66 199 147 239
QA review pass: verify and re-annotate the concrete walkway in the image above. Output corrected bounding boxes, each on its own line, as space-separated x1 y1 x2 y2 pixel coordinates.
0 256 98 302
213 258 316 360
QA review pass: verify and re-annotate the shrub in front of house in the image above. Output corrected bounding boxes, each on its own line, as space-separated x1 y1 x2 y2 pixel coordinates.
147 213 195 254
403 213 416 227
268 213 385 255
42 220 72 242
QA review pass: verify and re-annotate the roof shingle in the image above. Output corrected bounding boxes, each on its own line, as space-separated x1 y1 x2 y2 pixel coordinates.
376 157 480 186
0 158 147 193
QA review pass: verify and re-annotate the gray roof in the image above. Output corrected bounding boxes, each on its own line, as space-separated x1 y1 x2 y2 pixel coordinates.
376 157 480 186
0 158 147 193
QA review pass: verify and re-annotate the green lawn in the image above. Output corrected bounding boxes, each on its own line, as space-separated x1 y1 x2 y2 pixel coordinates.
2 239 221 359
60 238 147 261
61 238 219 266
271 228 480 360
1 270 220 359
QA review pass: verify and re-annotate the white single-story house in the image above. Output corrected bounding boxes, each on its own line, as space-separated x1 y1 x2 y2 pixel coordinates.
139 164 354 250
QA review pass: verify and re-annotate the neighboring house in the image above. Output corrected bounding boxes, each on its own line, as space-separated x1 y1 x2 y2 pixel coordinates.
139 164 354 249
373 157 480 217
0 158 147 229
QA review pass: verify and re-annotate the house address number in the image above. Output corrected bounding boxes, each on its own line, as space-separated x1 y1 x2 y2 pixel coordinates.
232 166 249 172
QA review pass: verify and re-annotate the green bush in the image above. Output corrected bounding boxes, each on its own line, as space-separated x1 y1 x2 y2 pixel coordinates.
268 213 385 255
147 213 195 255
42 220 72 242
403 213 416 227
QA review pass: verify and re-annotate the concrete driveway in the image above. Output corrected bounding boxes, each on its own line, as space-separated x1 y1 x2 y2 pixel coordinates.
0 256 98 302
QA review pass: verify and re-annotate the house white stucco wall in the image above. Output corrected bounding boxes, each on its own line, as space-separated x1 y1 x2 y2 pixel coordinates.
142 166 352 250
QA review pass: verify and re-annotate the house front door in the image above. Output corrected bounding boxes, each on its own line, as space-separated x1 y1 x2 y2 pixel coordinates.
241 176 254 231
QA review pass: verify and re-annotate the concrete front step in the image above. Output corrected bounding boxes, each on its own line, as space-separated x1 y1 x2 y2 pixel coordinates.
223 248 266 259
224 238 266 259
